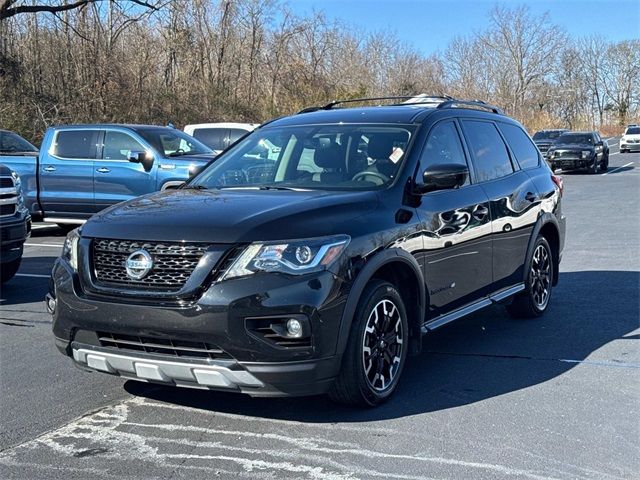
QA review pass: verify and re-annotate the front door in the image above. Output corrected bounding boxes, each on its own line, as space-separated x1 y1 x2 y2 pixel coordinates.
93 129 156 212
415 120 493 316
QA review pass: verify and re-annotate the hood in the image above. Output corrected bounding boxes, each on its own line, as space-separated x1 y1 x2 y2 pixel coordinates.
83 188 379 243
551 144 593 151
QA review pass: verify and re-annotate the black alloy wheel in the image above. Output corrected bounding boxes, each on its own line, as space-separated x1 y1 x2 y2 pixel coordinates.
507 236 554 319
329 280 409 406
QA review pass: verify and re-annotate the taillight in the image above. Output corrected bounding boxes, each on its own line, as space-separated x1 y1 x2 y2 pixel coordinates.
551 174 564 197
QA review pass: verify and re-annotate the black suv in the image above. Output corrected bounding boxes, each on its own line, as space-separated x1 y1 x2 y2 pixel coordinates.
49 96 566 406
532 129 568 156
1 164 31 283
547 131 609 174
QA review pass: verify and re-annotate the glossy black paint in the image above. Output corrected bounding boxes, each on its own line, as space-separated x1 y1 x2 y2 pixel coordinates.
50 105 566 397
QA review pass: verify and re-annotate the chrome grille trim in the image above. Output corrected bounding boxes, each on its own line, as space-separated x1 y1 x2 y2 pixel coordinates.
92 239 209 291
0 175 17 218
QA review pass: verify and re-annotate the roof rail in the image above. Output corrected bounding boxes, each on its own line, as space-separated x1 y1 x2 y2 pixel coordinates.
296 94 453 114
437 99 504 115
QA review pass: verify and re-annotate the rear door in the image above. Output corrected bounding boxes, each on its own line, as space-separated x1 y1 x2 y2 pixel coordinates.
39 129 99 219
461 119 540 291
415 120 493 314
94 129 157 212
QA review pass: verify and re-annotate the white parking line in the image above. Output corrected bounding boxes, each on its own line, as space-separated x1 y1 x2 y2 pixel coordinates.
606 137 618 141
602 162 634 176
24 243 63 248
15 273 50 279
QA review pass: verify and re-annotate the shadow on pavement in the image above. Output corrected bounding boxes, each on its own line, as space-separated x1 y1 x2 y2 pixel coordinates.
0 256 56 306
126 270 640 422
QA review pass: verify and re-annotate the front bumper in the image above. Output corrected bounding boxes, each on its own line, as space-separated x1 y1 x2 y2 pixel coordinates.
50 257 349 397
620 142 640 151
550 156 597 171
1 212 31 261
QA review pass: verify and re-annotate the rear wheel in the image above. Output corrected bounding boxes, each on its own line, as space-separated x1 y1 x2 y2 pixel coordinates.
507 236 553 319
329 280 409 406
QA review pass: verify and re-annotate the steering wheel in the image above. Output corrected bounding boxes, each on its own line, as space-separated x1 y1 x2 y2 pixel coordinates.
351 170 389 184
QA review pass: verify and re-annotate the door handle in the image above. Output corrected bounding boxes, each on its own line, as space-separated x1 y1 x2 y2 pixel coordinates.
525 192 537 202
472 205 489 220
43 166 56 172
96 167 111 173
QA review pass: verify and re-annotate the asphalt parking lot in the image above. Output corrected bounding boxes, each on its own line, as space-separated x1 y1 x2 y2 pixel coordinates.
1 138 638 479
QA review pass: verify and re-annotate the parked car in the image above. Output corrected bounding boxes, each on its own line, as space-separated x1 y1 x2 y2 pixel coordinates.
547 131 609 173
1 125 216 227
619 125 640 153
49 96 565 406
532 129 569 156
0 165 31 283
184 122 259 154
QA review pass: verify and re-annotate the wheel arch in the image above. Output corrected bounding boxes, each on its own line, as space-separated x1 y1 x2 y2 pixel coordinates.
336 249 426 362
527 214 561 286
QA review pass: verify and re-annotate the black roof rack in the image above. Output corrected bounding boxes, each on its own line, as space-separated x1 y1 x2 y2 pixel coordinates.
297 95 453 114
297 95 504 115
437 99 504 115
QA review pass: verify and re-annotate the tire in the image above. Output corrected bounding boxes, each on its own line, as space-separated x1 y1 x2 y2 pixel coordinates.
600 154 609 172
329 280 409 406
507 236 554 319
56 223 76 233
1 255 22 284
589 157 599 174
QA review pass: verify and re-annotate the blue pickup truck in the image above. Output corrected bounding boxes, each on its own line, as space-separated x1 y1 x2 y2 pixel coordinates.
0 126 216 226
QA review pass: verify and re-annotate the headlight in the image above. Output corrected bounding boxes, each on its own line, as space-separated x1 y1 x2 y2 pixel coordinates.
221 235 350 280
62 228 81 270
581 150 591 159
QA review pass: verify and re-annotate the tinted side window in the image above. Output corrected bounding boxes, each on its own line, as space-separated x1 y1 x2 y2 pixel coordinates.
52 130 100 159
0 131 38 153
419 121 470 186
498 123 540 170
462 120 513 182
102 131 145 160
228 128 249 145
193 128 227 150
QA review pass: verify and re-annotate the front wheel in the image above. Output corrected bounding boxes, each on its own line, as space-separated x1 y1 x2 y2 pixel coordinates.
600 154 609 171
329 280 409 406
507 236 554 319
589 158 599 174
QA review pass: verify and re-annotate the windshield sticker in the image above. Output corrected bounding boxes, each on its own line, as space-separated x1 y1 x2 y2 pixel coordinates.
389 147 404 163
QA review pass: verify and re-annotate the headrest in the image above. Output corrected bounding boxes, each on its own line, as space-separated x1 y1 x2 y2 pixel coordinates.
314 143 344 170
368 134 406 160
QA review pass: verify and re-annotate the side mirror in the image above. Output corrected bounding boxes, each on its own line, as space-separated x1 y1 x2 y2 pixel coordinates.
127 150 154 171
416 164 468 194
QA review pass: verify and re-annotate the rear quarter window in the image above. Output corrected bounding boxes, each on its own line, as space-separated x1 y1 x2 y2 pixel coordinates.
498 123 540 169
193 128 227 150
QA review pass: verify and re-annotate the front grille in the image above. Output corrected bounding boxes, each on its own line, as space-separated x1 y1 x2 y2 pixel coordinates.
556 151 579 159
92 239 209 291
0 175 17 217
97 332 232 360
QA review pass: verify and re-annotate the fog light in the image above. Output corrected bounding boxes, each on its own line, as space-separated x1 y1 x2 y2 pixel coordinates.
45 294 56 315
286 318 303 338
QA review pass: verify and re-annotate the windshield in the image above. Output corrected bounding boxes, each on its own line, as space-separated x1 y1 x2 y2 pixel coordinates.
533 131 564 140
137 128 213 157
626 127 640 135
556 133 593 145
191 124 415 191
0 131 38 154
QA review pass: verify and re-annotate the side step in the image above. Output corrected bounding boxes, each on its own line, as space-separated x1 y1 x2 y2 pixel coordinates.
421 283 524 333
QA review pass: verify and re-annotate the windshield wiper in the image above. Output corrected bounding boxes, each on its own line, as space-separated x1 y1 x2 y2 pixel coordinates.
258 185 303 191
181 184 208 190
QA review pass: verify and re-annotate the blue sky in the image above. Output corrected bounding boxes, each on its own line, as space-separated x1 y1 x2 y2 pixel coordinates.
289 0 640 55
